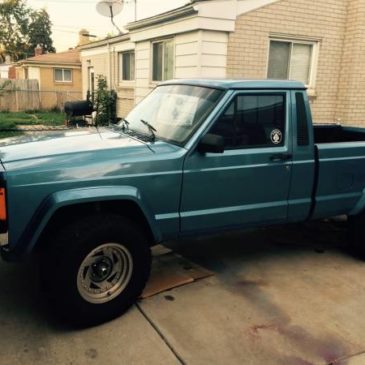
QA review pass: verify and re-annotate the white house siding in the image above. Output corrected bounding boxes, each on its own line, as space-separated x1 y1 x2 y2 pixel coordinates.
133 30 229 103
200 30 228 78
175 31 200 79
135 41 151 104
112 41 136 117
28 67 40 85
175 30 229 79
0 65 10 79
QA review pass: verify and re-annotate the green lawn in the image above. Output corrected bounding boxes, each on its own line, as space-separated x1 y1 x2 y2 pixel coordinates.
0 111 65 138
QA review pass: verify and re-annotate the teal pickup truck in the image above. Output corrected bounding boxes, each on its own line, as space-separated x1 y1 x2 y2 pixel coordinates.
1 79 365 325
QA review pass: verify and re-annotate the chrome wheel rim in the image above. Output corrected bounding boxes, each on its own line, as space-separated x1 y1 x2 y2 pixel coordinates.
77 243 133 304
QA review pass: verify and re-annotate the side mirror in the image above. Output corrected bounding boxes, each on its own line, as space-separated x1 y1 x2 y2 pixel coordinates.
198 133 224 154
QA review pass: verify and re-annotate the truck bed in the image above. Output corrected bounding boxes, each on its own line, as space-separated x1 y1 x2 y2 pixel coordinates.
314 124 365 144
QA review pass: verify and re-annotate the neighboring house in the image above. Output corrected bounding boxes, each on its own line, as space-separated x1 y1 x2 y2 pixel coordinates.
0 55 15 79
0 64 10 79
16 48 82 110
79 0 365 126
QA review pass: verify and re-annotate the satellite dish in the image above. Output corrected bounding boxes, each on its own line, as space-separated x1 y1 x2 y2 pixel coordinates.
96 0 124 34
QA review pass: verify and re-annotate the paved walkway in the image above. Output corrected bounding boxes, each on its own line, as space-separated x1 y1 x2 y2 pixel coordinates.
16 124 70 131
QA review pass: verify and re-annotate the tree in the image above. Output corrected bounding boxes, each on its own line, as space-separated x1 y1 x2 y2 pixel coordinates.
0 0 55 61
27 9 55 55
0 0 30 61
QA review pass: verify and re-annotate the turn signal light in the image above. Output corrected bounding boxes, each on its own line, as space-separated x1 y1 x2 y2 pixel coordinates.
0 188 6 221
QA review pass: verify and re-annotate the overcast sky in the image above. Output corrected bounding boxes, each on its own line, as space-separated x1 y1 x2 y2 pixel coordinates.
26 0 187 52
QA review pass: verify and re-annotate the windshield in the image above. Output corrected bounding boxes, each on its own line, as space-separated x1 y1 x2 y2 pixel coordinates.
120 84 224 145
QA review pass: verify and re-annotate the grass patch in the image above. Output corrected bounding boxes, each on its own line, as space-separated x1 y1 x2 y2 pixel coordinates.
0 111 65 128
0 131 23 139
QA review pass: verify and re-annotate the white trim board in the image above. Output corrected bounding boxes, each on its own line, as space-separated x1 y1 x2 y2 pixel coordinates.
236 0 281 15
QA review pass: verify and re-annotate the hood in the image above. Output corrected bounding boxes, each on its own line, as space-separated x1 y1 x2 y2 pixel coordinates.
0 128 152 165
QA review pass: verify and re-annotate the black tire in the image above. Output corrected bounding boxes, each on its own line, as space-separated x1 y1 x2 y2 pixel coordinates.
40 214 151 327
348 213 365 259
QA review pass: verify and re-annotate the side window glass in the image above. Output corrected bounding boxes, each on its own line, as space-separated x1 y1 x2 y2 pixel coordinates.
210 94 286 149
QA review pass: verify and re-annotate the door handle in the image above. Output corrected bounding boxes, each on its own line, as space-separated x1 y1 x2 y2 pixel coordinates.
270 153 292 162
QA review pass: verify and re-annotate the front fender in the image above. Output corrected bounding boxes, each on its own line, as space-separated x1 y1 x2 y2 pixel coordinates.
15 186 161 257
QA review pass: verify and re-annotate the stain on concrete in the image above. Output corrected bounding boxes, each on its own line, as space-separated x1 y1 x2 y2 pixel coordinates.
249 319 349 365
164 295 175 301
280 355 314 365
238 279 268 287
250 323 278 335
240 279 349 365
85 348 98 359
238 280 291 324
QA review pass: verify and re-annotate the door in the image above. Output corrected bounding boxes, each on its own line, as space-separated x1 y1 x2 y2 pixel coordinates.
180 91 293 234
88 67 95 100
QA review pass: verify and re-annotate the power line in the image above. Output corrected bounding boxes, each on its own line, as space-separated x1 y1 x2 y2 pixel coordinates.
52 28 83 34
52 25 105 32
33 0 97 4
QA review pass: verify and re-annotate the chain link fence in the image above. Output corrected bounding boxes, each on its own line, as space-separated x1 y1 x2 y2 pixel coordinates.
0 79 82 112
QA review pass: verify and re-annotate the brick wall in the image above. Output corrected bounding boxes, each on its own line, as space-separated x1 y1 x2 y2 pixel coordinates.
336 0 365 125
8 66 16 79
227 0 348 123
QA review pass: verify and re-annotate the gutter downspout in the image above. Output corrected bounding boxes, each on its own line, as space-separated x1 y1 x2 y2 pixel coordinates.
108 40 112 90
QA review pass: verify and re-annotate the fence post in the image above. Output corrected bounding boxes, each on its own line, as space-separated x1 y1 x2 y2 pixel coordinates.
15 90 19 112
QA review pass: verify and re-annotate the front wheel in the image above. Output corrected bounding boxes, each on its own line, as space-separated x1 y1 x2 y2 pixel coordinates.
41 214 151 326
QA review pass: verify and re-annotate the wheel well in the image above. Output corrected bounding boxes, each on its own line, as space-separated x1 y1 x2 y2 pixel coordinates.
36 200 156 252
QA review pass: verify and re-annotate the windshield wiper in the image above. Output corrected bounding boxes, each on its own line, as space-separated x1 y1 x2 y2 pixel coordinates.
140 119 157 142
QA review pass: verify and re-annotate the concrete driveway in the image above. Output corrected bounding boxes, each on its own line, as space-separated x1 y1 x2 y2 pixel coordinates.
1 221 365 365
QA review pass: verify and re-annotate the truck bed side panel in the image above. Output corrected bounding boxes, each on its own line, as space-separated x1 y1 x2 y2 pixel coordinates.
313 143 365 219
287 90 316 222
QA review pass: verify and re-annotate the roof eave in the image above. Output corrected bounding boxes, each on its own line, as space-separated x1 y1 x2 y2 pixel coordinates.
18 61 81 67
126 4 198 31
78 34 131 50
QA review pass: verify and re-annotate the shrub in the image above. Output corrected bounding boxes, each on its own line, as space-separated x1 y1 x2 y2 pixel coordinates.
94 75 117 126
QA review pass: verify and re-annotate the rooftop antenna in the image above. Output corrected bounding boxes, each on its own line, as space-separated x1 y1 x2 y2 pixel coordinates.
96 0 123 35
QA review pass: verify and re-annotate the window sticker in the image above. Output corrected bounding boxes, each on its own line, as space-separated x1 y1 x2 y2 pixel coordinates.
270 129 283 144
156 94 199 126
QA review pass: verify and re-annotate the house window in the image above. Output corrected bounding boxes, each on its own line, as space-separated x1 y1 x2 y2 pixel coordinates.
54 68 72 82
119 51 135 81
152 39 174 81
267 39 316 86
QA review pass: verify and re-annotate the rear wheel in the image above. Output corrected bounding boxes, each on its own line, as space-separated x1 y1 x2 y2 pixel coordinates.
348 213 365 259
41 214 151 326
